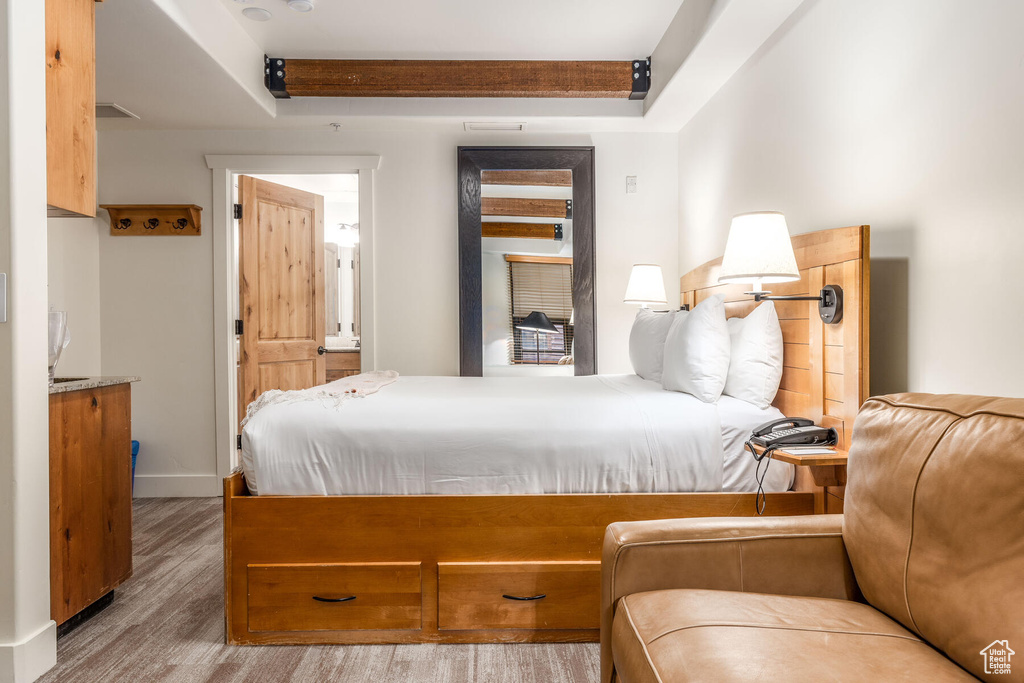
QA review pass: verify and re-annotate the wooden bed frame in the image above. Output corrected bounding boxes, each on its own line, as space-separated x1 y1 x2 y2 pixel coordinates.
223 225 870 645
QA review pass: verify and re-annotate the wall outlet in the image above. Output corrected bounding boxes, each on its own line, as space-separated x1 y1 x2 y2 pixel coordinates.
0 273 5 323
626 176 638 194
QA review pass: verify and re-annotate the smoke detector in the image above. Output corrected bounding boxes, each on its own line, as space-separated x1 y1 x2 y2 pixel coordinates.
288 0 315 11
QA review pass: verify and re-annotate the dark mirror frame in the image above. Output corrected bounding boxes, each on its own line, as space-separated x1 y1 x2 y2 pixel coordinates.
458 146 596 377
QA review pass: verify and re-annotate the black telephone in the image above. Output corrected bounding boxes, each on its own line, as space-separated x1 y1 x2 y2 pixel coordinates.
747 418 838 516
750 418 837 448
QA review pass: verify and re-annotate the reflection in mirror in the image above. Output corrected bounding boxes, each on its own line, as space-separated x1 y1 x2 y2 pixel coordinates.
480 170 574 377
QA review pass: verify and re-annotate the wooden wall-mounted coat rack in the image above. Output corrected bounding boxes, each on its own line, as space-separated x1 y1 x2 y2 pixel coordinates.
101 205 202 236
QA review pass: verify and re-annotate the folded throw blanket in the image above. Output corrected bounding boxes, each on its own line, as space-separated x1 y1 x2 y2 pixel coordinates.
241 370 399 428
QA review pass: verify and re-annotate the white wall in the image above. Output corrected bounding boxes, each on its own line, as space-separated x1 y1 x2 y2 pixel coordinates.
47 218 102 377
0 0 57 680
597 135 679 374
96 129 678 494
481 251 512 369
676 0 1024 397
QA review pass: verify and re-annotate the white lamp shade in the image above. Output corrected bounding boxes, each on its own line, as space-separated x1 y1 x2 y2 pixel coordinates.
623 264 668 305
718 212 800 285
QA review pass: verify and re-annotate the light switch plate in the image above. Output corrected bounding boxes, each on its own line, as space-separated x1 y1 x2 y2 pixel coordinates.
626 176 638 194
0 273 6 323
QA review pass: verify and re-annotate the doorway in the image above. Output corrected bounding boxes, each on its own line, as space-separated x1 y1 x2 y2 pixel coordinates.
206 154 380 486
233 173 362 425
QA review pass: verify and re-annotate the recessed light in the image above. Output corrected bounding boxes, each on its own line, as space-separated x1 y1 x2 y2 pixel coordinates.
288 0 314 11
241 6 272 21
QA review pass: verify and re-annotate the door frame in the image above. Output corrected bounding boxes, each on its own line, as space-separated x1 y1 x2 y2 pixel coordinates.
205 155 381 487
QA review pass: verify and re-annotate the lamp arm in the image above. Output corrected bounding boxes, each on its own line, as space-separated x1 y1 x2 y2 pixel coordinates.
752 294 824 302
751 285 843 325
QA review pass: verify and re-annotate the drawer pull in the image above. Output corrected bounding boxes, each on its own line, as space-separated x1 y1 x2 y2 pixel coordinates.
312 595 356 603
502 593 546 601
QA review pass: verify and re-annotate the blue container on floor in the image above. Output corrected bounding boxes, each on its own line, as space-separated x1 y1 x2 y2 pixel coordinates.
131 440 140 494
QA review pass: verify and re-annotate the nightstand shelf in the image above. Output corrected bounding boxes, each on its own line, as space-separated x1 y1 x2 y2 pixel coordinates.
752 444 849 513
767 447 849 468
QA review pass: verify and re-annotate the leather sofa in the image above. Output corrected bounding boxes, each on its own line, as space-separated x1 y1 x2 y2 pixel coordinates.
602 394 1023 682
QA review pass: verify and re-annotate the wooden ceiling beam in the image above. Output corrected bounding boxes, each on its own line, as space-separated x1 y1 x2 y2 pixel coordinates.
264 56 650 99
481 170 572 187
481 197 572 219
482 222 563 240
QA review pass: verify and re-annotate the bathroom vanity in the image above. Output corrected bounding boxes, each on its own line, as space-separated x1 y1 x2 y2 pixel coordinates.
325 348 361 381
49 376 139 630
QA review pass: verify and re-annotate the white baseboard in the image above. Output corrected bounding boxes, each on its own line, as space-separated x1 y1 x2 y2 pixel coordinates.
132 474 221 498
0 620 56 683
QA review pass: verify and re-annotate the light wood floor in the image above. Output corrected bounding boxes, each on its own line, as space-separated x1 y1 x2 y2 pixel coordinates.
38 498 599 683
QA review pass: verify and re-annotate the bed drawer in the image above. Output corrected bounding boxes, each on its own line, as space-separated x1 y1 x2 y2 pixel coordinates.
247 563 421 632
437 561 600 631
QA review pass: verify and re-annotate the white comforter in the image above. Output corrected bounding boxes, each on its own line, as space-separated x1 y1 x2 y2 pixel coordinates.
241 374 793 496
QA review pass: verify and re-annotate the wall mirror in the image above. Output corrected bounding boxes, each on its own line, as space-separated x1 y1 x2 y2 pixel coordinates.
458 147 595 376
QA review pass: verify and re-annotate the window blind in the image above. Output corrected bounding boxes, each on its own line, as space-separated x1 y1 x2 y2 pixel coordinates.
507 260 574 364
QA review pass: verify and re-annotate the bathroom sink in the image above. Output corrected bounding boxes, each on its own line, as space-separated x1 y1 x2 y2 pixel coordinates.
52 377 89 383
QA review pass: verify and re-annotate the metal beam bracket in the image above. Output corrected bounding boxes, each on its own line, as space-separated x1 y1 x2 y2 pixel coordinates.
554 224 563 241
630 56 651 100
265 55 289 99
565 199 573 219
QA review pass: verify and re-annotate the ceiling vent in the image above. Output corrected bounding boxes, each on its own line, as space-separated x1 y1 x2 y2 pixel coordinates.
464 122 527 132
96 103 140 120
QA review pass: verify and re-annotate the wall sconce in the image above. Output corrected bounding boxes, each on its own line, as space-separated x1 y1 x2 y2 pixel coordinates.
718 212 843 324
623 264 668 309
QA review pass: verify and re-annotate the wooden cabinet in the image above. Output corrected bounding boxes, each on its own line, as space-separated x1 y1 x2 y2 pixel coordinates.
326 351 361 381
49 383 133 626
45 0 97 217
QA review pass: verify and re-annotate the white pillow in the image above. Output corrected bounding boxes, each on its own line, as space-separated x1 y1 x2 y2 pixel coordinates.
723 301 784 409
628 308 676 382
662 295 731 402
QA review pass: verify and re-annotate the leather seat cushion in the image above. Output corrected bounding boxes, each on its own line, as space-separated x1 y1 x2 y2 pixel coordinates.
612 589 975 683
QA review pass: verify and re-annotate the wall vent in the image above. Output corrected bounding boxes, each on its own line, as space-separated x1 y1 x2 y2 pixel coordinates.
463 122 526 132
96 103 140 120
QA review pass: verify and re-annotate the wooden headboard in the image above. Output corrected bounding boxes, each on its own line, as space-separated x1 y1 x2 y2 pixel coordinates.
681 225 870 449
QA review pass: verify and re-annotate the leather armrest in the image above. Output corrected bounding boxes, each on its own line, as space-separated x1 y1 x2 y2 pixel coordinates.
600 515 859 683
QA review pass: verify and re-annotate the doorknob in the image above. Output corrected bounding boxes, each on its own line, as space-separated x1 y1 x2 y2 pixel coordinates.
317 346 326 355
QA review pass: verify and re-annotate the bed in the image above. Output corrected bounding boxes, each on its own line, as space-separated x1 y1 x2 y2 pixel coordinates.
223 225 869 645
240 374 794 497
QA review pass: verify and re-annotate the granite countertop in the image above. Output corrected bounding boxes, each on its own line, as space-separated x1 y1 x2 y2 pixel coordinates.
49 376 141 395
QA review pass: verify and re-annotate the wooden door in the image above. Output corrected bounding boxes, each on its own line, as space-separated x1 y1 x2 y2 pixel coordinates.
239 176 326 417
